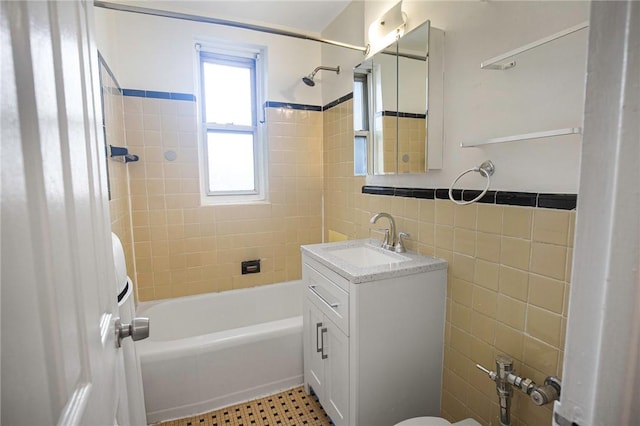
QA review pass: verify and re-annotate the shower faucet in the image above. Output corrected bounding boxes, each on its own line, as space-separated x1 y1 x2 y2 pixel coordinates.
476 355 561 426
302 65 340 87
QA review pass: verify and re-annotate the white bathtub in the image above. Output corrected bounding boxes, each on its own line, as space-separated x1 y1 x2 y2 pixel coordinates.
136 281 304 424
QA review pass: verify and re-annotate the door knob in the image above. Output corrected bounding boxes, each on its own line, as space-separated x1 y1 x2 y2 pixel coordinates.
115 317 149 348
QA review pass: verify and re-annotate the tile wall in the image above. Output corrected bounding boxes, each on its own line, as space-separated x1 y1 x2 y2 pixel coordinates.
100 59 136 291
398 116 426 174
108 81 573 423
123 96 323 301
373 115 426 174
322 97 574 426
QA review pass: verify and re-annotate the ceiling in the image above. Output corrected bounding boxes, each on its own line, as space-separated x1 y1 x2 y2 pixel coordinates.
111 0 353 34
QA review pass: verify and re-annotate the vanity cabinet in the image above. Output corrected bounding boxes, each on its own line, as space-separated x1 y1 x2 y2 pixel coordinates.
303 299 349 425
303 256 350 425
302 240 448 426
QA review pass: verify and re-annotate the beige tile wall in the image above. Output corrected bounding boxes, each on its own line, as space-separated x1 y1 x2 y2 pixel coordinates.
398 116 426 174
123 97 323 301
114 88 572 423
100 63 136 291
373 115 426 174
322 98 574 426
380 114 397 174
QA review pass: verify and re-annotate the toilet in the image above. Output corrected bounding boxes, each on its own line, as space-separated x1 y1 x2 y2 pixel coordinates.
395 417 481 426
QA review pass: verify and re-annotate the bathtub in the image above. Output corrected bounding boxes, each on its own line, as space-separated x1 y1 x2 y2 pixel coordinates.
135 281 304 424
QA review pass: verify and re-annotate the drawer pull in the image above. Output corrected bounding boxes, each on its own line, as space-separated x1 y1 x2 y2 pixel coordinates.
321 327 328 360
316 322 323 353
309 285 340 309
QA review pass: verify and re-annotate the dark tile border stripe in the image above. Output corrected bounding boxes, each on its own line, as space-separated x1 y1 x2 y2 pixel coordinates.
122 89 196 102
496 191 537 207
361 186 395 196
322 92 431 116
378 111 426 119
463 190 497 204
362 186 577 210
116 90 352 113
538 193 578 210
323 92 353 111
265 101 321 111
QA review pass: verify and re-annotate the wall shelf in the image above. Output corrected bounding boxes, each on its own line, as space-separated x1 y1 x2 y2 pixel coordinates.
461 127 582 148
481 21 589 70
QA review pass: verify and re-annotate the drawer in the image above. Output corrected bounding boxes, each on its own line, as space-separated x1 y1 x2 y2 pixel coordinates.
303 262 349 335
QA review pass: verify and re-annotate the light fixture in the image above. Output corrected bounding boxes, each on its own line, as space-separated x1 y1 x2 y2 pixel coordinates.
367 1 407 57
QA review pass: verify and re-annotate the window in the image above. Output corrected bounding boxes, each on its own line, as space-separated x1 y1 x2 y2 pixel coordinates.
353 72 370 176
199 46 266 202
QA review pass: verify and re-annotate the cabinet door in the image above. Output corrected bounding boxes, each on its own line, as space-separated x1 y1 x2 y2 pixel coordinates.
303 299 325 396
324 320 349 426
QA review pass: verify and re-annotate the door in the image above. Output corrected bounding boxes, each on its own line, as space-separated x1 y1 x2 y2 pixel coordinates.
553 2 640 425
1 1 124 425
303 298 325 394
323 320 349 426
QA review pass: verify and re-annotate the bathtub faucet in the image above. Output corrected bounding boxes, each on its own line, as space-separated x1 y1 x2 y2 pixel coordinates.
369 212 397 251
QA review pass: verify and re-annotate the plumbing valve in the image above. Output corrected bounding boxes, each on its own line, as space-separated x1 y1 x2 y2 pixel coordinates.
476 355 562 407
530 376 562 406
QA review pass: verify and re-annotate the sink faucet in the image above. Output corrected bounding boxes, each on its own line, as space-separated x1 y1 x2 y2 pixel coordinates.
369 212 396 250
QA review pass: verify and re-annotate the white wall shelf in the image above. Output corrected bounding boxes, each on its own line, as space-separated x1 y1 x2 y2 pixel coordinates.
461 127 582 148
481 21 589 70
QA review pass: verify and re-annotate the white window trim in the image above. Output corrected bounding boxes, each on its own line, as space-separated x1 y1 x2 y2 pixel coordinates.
354 72 371 176
194 39 269 205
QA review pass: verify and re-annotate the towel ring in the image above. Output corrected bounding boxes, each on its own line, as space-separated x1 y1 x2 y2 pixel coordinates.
448 160 495 205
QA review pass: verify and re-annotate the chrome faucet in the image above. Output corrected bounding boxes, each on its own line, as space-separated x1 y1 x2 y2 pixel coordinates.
369 212 397 251
476 355 561 426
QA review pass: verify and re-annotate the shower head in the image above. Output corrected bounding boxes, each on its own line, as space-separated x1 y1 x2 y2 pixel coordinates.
302 65 340 87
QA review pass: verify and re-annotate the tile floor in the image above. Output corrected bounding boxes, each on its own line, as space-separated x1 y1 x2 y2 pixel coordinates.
155 386 332 426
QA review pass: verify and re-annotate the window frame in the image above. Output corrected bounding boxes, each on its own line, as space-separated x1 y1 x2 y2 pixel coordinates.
196 41 268 204
354 72 371 176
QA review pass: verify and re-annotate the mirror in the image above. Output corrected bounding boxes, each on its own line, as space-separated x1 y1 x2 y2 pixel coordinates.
354 21 444 175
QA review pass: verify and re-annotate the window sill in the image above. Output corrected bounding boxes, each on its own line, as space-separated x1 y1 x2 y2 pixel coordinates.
200 195 270 207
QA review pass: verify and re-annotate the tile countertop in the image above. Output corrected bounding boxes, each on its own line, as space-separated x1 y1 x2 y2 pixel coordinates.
300 239 448 284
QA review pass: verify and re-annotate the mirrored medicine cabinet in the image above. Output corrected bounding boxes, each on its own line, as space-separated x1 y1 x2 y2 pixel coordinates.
354 20 444 175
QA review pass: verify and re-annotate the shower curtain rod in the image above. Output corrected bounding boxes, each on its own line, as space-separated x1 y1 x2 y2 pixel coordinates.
94 1 369 54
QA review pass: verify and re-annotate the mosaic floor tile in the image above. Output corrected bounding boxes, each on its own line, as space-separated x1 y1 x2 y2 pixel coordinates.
155 386 332 426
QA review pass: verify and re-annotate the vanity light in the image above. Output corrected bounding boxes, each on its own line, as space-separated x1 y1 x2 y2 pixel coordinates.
367 0 407 57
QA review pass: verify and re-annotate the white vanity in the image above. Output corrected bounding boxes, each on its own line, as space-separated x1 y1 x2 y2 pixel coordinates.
301 239 448 426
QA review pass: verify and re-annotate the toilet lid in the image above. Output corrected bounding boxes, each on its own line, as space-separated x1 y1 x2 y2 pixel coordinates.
395 417 481 426
395 417 452 426
454 420 481 426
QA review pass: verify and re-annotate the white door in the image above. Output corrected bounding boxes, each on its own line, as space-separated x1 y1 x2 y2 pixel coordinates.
1 1 124 425
553 2 640 425
323 320 349 426
303 298 326 394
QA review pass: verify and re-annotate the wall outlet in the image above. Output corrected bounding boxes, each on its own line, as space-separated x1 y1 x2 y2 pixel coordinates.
241 259 260 275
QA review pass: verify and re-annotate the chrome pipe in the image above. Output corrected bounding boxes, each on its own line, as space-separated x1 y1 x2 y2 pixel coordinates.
495 355 514 426
94 1 369 54
477 355 562 426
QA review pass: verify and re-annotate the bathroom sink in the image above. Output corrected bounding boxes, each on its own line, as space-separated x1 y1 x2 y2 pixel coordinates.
327 245 409 267
301 239 448 283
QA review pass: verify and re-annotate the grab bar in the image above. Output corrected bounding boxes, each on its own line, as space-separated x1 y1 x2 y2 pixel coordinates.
308 285 339 309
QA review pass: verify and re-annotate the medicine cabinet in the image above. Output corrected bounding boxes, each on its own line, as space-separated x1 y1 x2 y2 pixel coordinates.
354 21 444 175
